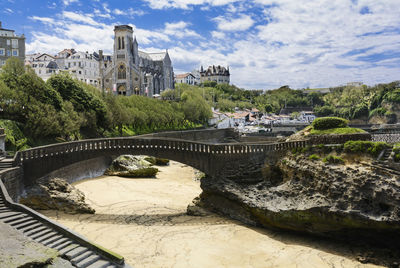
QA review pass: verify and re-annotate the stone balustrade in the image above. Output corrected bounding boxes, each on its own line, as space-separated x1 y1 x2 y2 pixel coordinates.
14 137 310 164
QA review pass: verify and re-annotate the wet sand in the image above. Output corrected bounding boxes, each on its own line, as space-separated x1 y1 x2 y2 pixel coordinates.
42 161 382 268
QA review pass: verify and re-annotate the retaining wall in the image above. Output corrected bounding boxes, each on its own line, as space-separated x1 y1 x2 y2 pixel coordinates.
0 167 23 202
372 134 400 144
309 133 371 144
144 128 239 143
39 156 113 184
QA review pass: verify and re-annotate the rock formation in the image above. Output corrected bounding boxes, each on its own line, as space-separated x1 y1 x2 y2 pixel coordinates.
105 155 159 178
20 177 95 214
194 149 400 252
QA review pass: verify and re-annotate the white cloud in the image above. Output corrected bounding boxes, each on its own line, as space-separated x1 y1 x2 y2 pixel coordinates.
29 16 56 25
62 11 100 26
211 31 226 39
213 14 255 31
63 0 78 6
5 8 14 14
142 0 240 9
113 8 146 17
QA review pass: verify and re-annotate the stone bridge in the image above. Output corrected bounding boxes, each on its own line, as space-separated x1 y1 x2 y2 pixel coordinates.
14 135 308 186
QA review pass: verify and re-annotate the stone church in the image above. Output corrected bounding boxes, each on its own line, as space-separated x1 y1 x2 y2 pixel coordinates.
98 25 174 96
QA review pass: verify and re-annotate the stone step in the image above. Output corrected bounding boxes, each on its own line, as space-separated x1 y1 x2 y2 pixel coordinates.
0 211 22 220
41 234 64 246
58 243 80 255
24 225 49 236
0 208 12 213
34 231 59 243
18 221 43 232
29 228 54 240
3 214 30 224
53 240 74 251
13 219 38 229
64 246 90 260
9 216 34 226
46 237 70 248
86 260 112 268
70 249 94 264
76 255 101 268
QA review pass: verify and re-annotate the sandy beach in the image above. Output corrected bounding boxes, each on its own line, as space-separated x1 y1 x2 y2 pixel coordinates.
41 161 381 268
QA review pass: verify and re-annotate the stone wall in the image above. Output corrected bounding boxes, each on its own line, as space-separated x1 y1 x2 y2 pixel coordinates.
0 167 23 202
0 128 5 154
39 156 113 184
372 134 400 144
145 128 239 143
309 133 371 144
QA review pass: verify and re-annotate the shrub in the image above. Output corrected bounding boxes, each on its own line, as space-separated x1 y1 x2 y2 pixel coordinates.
394 144 400 162
323 155 344 164
344 140 388 157
312 117 348 130
309 154 320 160
369 107 387 118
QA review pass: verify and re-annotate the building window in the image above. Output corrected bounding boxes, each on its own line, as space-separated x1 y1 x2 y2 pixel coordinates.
12 49 18 56
122 37 125 49
118 64 126 79
7 50 11 56
0 48 4 55
11 39 18 48
6 40 10 46
118 37 121 50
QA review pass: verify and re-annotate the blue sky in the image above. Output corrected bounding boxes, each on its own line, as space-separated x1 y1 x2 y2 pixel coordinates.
1 0 400 89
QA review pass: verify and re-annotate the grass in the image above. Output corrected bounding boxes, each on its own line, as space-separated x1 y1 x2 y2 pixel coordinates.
309 127 366 135
323 155 344 164
394 143 400 162
309 154 320 160
344 140 388 157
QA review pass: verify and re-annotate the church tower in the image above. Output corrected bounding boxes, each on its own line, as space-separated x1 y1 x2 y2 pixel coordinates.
113 25 140 96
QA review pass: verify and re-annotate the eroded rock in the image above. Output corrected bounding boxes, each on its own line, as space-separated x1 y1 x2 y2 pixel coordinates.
20 177 95 214
105 155 159 178
197 152 400 251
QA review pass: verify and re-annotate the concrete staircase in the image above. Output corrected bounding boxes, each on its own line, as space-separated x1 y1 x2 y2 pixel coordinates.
0 158 13 171
0 183 129 267
381 148 393 164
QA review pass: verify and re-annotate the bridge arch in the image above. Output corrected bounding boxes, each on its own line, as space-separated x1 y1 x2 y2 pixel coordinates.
14 136 308 187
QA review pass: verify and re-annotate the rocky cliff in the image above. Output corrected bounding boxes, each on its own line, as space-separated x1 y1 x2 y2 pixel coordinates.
194 149 400 264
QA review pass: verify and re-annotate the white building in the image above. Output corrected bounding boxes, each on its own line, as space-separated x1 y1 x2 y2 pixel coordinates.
175 73 196 85
25 49 100 87
299 111 316 123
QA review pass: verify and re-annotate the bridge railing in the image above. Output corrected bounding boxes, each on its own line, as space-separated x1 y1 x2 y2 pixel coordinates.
14 137 310 164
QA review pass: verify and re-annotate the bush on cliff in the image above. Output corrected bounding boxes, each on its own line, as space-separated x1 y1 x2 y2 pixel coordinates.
312 117 349 130
393 144 400 162
322 155 344 164
344 140 388 157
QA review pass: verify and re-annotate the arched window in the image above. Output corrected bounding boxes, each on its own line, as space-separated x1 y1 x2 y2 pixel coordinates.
118 64 126 79
122 37 125 49
118 37 121 50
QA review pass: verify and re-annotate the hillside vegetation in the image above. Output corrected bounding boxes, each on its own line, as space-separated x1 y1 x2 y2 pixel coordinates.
0 58 211 151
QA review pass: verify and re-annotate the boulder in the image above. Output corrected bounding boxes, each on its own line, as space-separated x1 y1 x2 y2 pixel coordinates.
104 155 159 178
20 177 95 214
